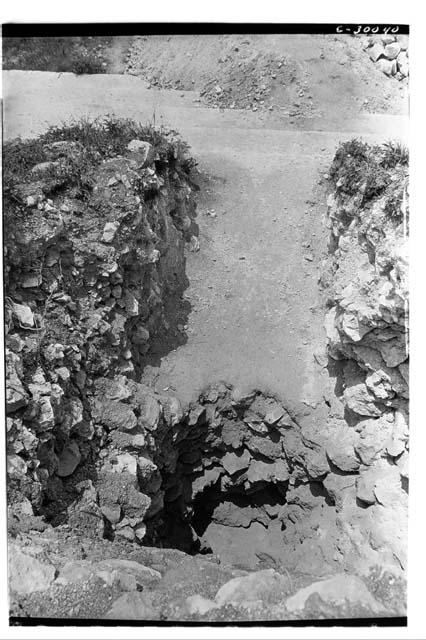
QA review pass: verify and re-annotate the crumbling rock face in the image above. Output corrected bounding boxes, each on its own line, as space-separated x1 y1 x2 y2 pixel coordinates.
37 379 332 556
70 377 406 578
322 140 409 570
4 123 198 527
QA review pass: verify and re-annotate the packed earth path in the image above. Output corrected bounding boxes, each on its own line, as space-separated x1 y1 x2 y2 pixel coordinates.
3 70 409 412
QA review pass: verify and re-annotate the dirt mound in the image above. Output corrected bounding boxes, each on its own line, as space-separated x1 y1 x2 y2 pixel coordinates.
126 33 407 117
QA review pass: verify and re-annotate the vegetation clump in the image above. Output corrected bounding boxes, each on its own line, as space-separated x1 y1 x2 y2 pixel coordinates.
330 138 408 222
3 36 109 74
381 141 409 169
3 116 197 227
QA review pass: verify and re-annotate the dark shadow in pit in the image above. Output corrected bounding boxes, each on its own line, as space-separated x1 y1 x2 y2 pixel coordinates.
308 479 335 506
39 450 100 529
158 475 288 558
326 356 345 398
139 281 192 369
5 450 102 542
137 171 206 369
191 482 287 541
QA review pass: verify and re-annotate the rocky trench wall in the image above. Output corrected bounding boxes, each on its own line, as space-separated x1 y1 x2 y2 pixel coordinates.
4 128 198 529
322 140 409 570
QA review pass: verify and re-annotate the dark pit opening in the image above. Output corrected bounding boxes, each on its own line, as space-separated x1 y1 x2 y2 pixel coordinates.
157 474 289 563
191 482 287 540
135 387 334 569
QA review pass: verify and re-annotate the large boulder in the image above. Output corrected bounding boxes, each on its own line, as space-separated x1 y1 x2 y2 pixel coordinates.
384 42 401 60
91 399 138 431
377 59 397 77
285 574 384 614
245 458 289 485
11 302 35 328
9 546 55 594
215 569 291 610
126 139 155 168
326 429 359 472
221 449 251 475
57 441 81 477
397 52 409 77
369 43 385 62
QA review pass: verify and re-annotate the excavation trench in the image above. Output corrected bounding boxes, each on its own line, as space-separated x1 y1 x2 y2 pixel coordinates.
4 115 409 585
4 122 334 573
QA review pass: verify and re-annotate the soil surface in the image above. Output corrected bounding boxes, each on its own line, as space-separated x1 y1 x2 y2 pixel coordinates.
3 61 408 410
